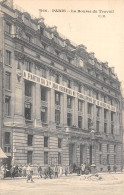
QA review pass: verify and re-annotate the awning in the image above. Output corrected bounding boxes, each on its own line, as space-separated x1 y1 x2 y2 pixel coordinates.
0 148 8 158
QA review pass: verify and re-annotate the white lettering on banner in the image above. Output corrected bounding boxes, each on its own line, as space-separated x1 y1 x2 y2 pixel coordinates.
23 70 116 112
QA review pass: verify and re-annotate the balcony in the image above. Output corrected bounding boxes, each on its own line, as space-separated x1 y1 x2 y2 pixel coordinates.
65 126 90 138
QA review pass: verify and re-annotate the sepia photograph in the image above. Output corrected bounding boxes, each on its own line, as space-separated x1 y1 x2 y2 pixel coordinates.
0 0 124 194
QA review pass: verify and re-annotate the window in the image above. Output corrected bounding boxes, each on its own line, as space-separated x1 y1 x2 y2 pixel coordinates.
25 34 31 42
104 109 107 119
67 96 72 108
104 123 107 134
119 114 122 123
40 27 44 35
111 112 114 121
114 145 117 153
58 138 62 148
107 154 109 164
78 100 83 112
41 107 47 123
41 86 47 101
42 69 46 78
5 72 11 90
107 144 109 152
67 79 71 88
67 113 72 126
104 96 107 103
5 22 11 34
25 103 31 120
99 154 102 164
58 152 61 165
114 155 116 164
78 85 82 93
27 151 32 164
28 135 33 146
96 121 100 132
55 110 60 125
5 50 11 65
94 91 99 100
88 118 92 129
55 91 60 105
5 96 11 116
25 81 32 97
5 132 10 145
111 124 114 135
88 103 92 114
44 136 48 147
96 106 100 117
99 143 102 152
44 152 48 164
55 75 59 84
25 61 31 72
78 116 82 128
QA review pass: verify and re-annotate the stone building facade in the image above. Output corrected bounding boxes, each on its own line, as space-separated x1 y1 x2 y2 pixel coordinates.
0 0 123 172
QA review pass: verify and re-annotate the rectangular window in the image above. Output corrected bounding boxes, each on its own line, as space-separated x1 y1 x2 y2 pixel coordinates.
88 103 92 114
25 34 31 42
55 110 60 125
104 109 107 119
5 50 11 65
107 144 109 152
27 151 32 164
5 96 11 116
107 154 109 164
78 116 82 128
67 113 72 126
111 124 114 135
99 143 102 152
114 145 117 153
5 132 10 145
5 22 11 34
44 152 48 164
55 75 59 84
67 96 72 108
41 86 47 101
25 81 31 97
41 107 47 123
104 96 107 103
96 106 100 117
78 85 82 93
104 123 107 134
42 69 46 78
96 121 100 132
44 136 48 147
25 103 31 120
28 135 33 146
111 112 114 121
58 152 61 165
67 79 71 88
5 72 11 90
119 114 122 123
58 138 62 148
55 91 60 105
78 100 83 112
99 154 102 164
114 155 116 164
25 61 31 72
88 118 92 129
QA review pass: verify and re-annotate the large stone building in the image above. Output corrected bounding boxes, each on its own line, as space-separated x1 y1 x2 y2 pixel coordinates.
0 0 123 172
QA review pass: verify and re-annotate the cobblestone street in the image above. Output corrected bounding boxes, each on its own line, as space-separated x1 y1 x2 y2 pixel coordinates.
0 173 124 195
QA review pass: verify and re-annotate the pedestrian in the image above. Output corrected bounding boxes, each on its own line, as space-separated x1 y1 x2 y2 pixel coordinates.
1 164 5 179
113 164 117 173
22 165 27 177
10 165 15 179
54 165 58 178
26 164 34 183
59 166 63 177
37 165 42 178
107 164 111 173
65 165 68 176
81 163 86 175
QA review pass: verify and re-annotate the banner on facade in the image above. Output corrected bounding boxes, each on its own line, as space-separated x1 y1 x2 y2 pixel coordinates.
23 70 116 112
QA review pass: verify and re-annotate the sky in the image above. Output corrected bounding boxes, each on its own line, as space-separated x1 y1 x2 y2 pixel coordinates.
13 0 124 88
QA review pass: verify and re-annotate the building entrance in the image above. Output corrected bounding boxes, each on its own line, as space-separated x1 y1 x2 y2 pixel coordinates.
69 143 76 166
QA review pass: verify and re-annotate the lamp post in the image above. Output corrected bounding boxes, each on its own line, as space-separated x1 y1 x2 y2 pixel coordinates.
90 129 96 174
